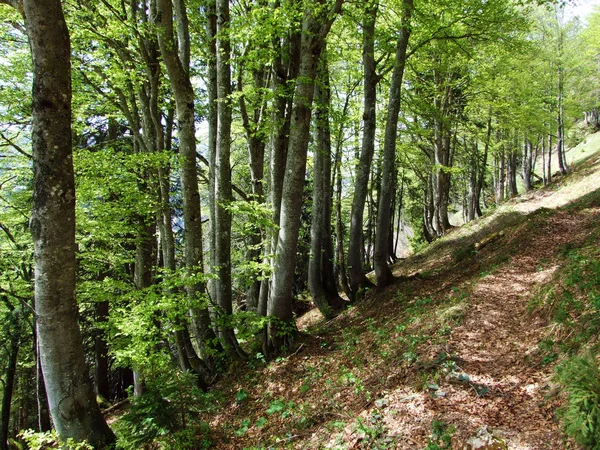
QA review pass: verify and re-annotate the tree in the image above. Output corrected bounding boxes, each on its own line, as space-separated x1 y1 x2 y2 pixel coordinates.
156 0 219 376
373 0 413 288
215 0 245 358
267 0 343 352
6 0 116 446
347 0 379 299
308 51 345 318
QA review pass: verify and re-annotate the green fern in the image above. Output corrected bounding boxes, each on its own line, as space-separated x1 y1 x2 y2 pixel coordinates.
555 352 600 449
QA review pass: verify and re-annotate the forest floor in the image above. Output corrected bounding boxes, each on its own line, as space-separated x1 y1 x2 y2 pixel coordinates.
199 136 600 449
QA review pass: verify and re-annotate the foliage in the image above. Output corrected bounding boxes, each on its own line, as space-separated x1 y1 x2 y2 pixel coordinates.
425 420 455 450
19 430 93 450
555 352 600 449
114 372 213 450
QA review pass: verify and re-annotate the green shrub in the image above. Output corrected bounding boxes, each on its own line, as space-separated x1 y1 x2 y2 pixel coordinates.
555 352 600 449
114 372 213 449
18 430 92 450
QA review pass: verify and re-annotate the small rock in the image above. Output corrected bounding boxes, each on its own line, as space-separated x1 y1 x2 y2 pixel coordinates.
463 426 507 450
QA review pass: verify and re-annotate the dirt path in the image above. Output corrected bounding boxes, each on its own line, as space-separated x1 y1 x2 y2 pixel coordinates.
426 206 600 448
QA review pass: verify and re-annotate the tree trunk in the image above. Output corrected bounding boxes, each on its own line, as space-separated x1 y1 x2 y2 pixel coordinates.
347 1 378 299
333 122 351 297
238 68 268 313
156 0 219 374
475 112 491 218
267 0 343 353
24 0 115 445
94 301 111 401
0 317 19 450
523 136 533 191
308 52 344 319
373 0 413 288
547 133 553 184
215 0 244 358
205 0 218 311
507 139 518 197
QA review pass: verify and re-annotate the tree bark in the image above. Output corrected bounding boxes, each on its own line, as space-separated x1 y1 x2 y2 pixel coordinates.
267 0 343 353
156 0 219 374
94 301 111 401
0 314 19 450
215 0 244 358
24 0 115 445
308 52 344 319
347 1 378 299
373 0 413 288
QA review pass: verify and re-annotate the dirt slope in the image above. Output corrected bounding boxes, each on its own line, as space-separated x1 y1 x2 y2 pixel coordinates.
205 143 600 449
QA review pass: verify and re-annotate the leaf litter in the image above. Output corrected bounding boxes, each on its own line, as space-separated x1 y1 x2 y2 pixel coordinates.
201 153 600 449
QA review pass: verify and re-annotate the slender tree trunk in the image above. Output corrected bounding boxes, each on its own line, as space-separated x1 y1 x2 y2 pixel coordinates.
542 132 547 185
267 0 343 353
205 0 218 310
507 137 518 197
156 0 219 373
0 318 19 450
238 67 268 312
94 301 111 400
309 52 344 318
547 133 553 184
556 31 568 176
373 0 413 288
24 0 115 445
333 119 351 297
523 136 533 191
475 112 492 218
215 0 244 358
347 1 378 299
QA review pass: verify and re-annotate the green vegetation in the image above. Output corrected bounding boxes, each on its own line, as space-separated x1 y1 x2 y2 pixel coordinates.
555 353 600 450
1 0 600 447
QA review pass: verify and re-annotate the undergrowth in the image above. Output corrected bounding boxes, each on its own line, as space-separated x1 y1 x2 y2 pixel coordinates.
530 223 600 448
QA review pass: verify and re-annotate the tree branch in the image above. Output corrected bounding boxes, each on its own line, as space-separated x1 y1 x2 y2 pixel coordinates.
0 131 32 159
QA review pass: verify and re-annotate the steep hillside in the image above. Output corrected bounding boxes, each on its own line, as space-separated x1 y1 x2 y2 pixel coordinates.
200 135 600 449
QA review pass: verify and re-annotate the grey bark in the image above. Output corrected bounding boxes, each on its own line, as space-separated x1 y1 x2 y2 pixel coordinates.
24 0 115 445
267 0 343 353
205 0 218 309
308 52 344 319
215 0 244 358
347 1 378 299
373 0 413 288
156 0 218 373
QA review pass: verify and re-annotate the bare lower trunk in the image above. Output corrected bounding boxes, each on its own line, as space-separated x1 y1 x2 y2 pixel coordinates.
373 0 412 288
347 1 378 299
308 54 344 318
25 0 115 445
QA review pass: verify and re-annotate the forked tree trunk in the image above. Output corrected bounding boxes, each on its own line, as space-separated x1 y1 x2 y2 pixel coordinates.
373 0 413 288
267 0 343 353
24 0 115 446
